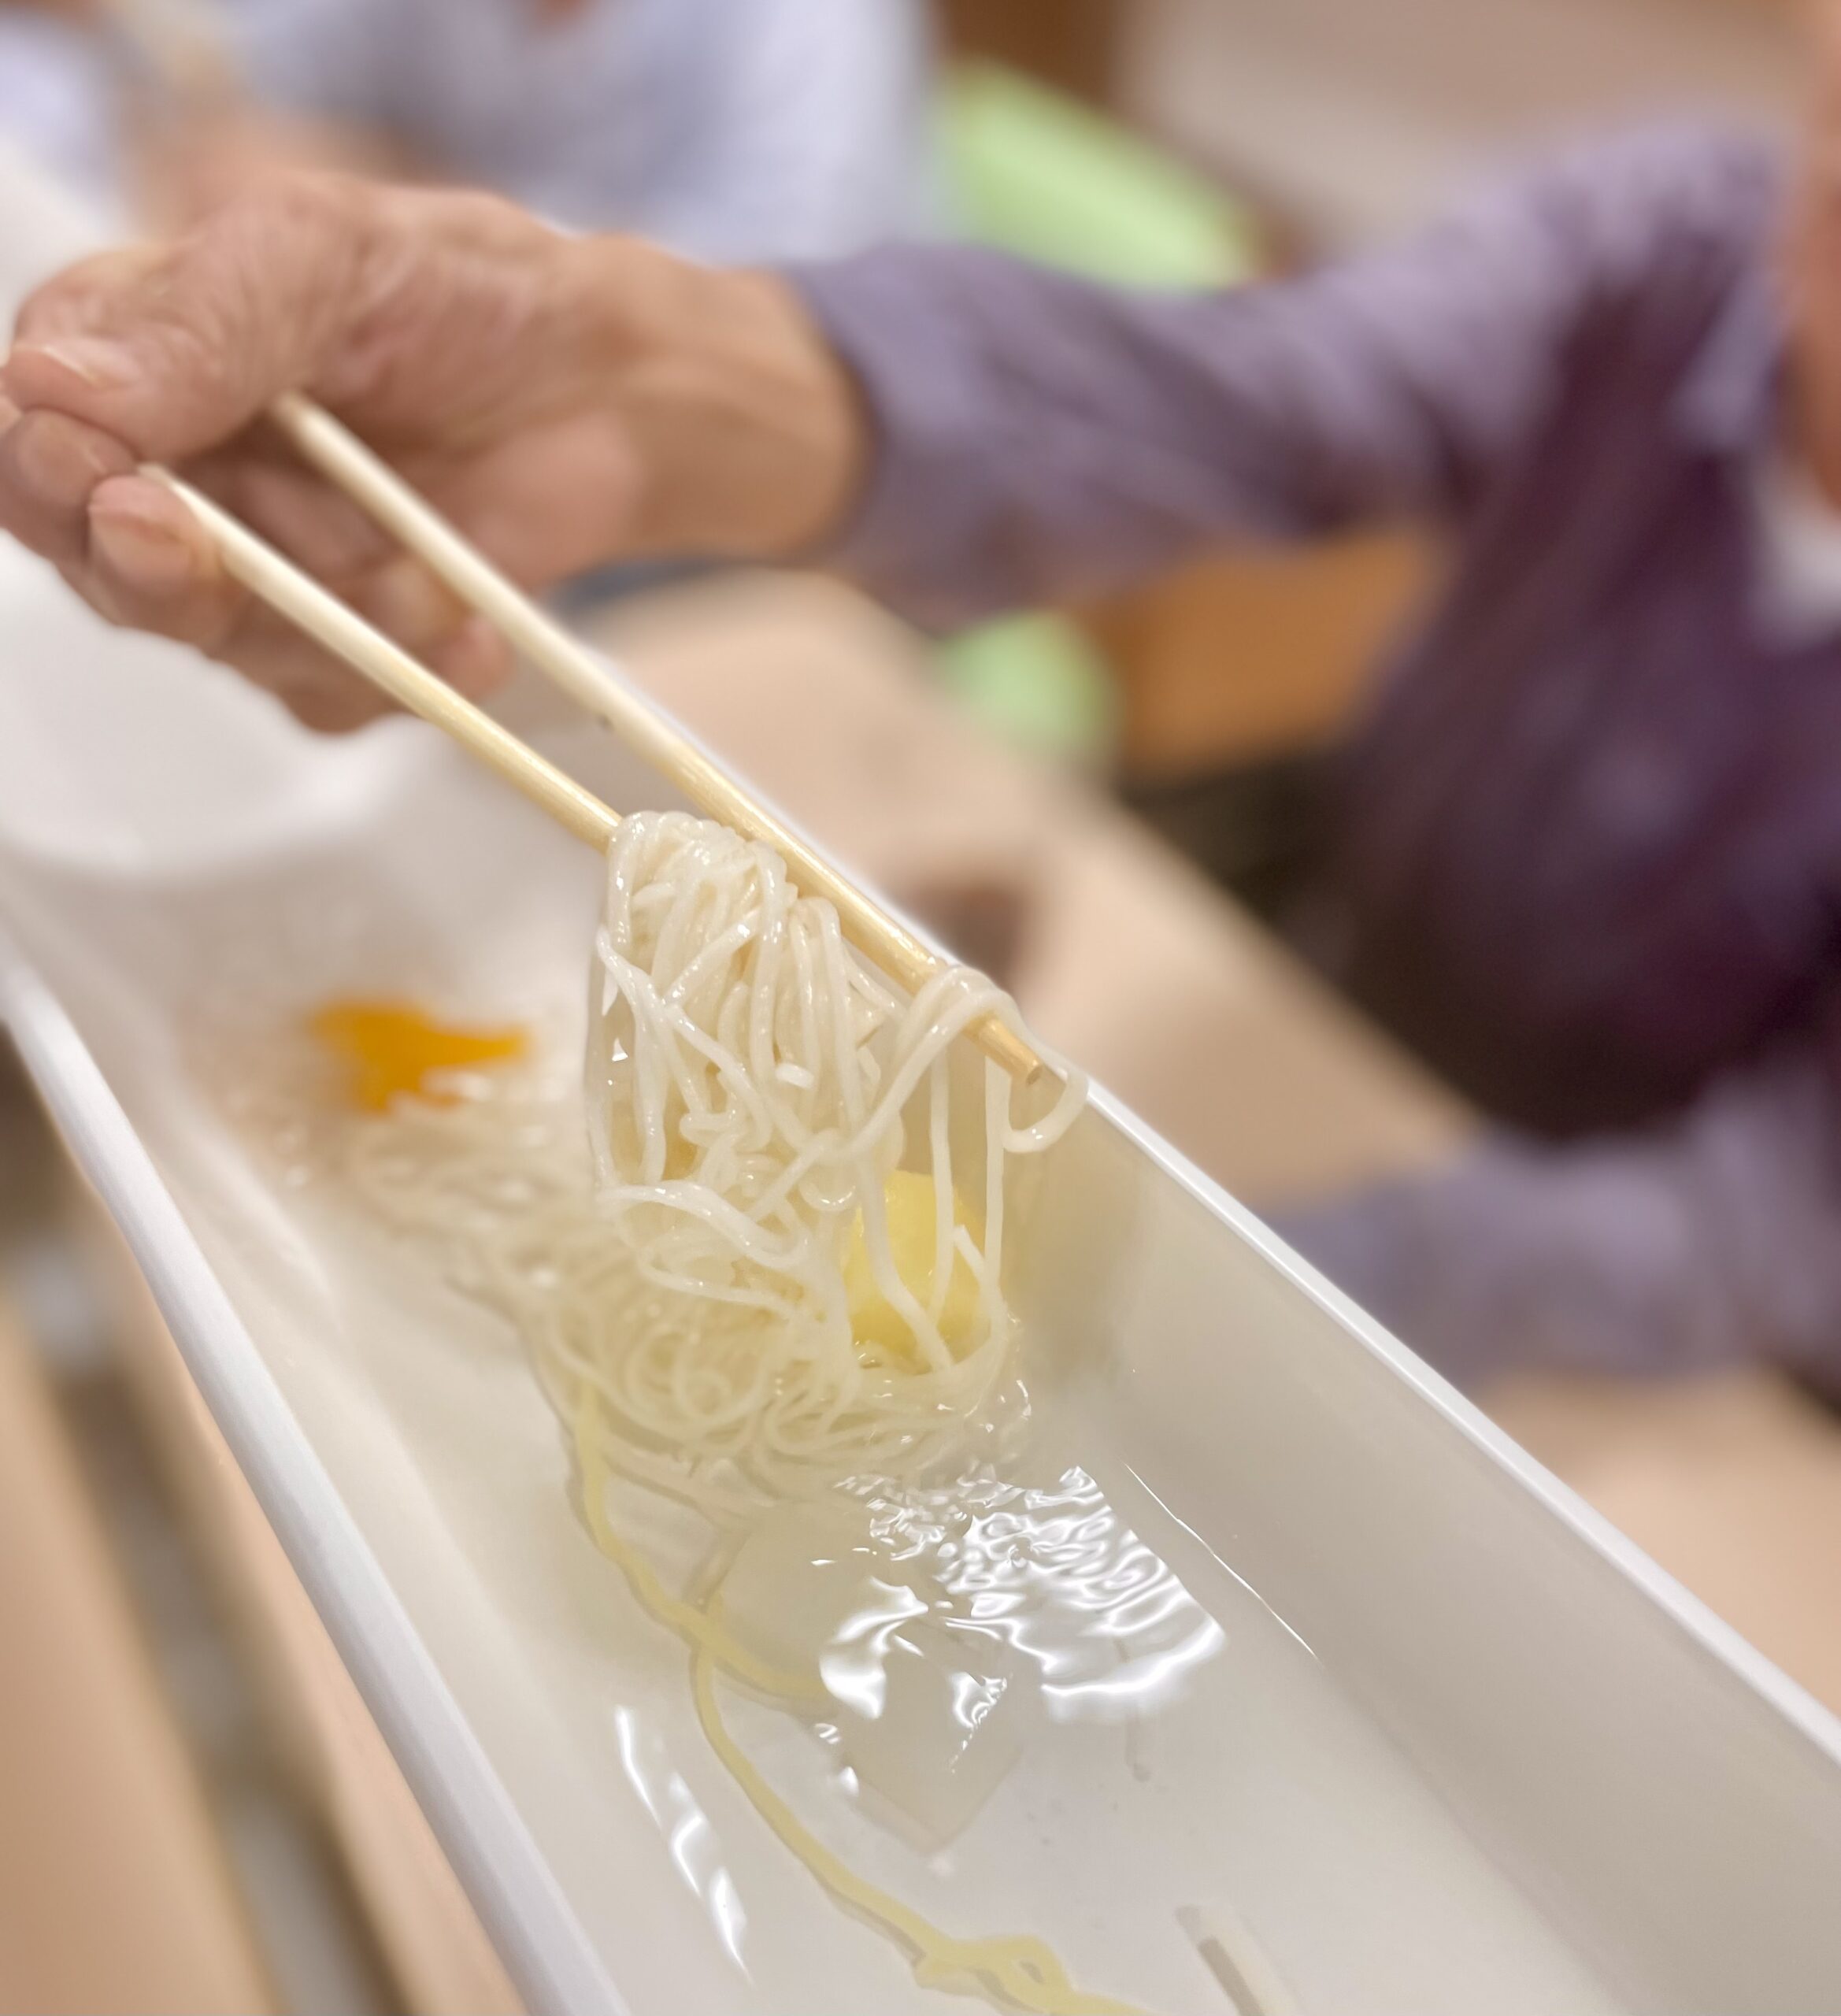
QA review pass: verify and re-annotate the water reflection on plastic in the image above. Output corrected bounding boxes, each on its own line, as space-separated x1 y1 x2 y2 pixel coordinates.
718 1465 1224 1855
613 1705 751 1975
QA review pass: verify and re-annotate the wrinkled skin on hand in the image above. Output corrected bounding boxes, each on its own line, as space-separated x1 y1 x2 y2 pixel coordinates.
0 175 862 728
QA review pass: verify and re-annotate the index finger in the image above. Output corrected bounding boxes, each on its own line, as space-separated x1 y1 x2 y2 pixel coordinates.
2 176 373 467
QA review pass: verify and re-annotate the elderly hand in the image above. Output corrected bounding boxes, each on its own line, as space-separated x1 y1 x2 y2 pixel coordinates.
0 176 863 727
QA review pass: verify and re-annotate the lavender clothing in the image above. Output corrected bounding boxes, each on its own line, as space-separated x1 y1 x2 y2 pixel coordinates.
793 128 1841 1391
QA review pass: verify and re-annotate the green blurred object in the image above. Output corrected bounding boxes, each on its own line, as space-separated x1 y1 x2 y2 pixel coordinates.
931 63 1255 763
936 613 1120 768
939 60 1256 289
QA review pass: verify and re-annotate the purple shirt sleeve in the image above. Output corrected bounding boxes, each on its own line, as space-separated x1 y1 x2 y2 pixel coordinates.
1272 1041 1841 1399
791 131 1738 630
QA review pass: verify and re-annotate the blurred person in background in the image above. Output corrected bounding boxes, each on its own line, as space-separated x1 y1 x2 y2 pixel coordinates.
0 1 125 213
0 0 934 256
12 21 1841 1399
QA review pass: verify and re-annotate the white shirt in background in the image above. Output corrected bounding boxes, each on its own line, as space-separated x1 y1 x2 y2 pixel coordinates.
0 0 937 264
0 17 129 224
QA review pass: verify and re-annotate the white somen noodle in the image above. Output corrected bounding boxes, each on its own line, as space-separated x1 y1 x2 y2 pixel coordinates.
563 811 1083 1507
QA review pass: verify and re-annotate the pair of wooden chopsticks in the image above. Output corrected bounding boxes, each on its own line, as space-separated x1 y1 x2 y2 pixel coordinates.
144 396 1042 1082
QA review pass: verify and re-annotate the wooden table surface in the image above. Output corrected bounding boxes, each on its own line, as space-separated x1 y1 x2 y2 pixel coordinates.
0 1299 276 2016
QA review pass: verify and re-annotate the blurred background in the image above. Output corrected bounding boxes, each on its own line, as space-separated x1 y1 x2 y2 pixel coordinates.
0 2 1832 2010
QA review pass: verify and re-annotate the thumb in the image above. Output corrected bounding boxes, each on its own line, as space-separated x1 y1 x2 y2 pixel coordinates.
2 178 370 465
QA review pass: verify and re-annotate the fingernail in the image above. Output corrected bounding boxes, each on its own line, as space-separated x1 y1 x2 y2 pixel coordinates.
17 336 139 392
91 498 195 591
10 416 119 506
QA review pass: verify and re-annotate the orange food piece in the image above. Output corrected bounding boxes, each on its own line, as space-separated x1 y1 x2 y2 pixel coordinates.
309 999 528 1113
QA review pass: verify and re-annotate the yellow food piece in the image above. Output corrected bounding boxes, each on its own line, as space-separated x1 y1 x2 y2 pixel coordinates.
310 999 527 1113
844 1169 985 1363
